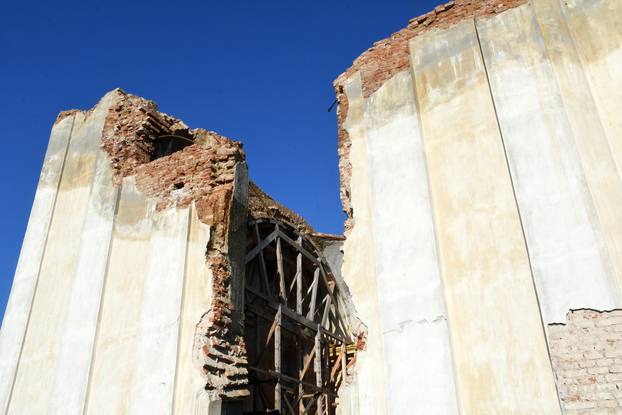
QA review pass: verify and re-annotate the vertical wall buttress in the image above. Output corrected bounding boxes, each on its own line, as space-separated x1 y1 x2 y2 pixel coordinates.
337 75 389 415
0 113 73 415
477 1 622 325
364 71 459 414
410 18 561 413
7 94 117 415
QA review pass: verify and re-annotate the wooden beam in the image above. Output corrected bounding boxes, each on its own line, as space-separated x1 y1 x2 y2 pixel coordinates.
253 223 272 298
275 305 282 413
246 285 347 343
330 348 344 380
245 228 278 263
298 337 304 414
321 295 332 328
302 395 315 415
300 344 316 384
314 325 324 415
283 393 296 415
276 234 286 301
307 267 319 321
318 265 352 343
341 342 347 386
248 366 338 398
277 229 320 265
296 236 303 315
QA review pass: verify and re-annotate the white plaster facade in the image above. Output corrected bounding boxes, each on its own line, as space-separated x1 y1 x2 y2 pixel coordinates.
337 0 622 413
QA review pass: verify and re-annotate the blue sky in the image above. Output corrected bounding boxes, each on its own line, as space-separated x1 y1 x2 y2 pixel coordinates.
0 0 438 319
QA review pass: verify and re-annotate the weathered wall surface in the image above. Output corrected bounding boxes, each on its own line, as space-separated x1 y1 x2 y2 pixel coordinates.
0 112 73 415
364 71 459 414
336 74 388 415
412 17 559 414
336 0 622 413
0 90 249 415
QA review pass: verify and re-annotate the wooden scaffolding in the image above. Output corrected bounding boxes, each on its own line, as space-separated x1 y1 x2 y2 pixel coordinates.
243 218 354 415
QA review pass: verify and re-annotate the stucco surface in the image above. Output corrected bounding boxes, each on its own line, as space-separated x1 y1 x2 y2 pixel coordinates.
173 205 213 414
364 71 458 414
477 3 621 324
336 74 388 415
0 114 73 414
410 20 560 413
128 205 189 414
48 95 119 415
85 177 155 414
7 96 113 415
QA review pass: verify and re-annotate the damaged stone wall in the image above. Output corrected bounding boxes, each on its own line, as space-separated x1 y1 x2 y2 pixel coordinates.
99 89 251 401
549 309 622 414
101 91 192 181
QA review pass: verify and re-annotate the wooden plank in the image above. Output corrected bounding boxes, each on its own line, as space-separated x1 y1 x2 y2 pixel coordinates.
276 233 286 301
254 223 272 298
247 301 315 342
245 228 278 263
296 236 303 315
318 265 352 343
300 345 316 384
321 295 332 328
283 393 296 415
314 325 323 415
302 395 315 415
245 288 346 343
307 268 320 321
277 229 319 265
248 366 338 397
341 342 347 386
275 304 282 413
330 348 344 380
298 337 305 414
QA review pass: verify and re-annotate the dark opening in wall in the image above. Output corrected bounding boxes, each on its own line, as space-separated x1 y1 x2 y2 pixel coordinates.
152 134 194 160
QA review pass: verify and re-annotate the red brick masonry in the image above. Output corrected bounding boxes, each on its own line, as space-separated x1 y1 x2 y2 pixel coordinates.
549 309 622 414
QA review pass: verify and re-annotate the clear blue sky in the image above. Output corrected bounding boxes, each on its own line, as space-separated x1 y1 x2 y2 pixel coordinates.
0 0 438 319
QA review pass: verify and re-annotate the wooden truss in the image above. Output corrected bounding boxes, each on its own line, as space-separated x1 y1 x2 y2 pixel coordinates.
243 218 354 415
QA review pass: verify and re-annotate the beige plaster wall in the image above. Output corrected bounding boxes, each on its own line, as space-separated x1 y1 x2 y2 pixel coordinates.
338 0 622 413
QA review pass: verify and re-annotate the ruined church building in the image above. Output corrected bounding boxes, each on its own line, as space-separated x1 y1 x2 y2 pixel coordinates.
1 0 622 414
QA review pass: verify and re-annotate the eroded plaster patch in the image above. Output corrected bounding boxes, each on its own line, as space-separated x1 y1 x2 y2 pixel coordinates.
548 309 622 414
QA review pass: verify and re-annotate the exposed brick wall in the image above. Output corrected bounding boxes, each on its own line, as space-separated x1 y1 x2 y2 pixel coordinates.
334 0 527 99
100 89 250 400
248 181 315 235
101 89 191 182
335 89 353 234
548 309 622 414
